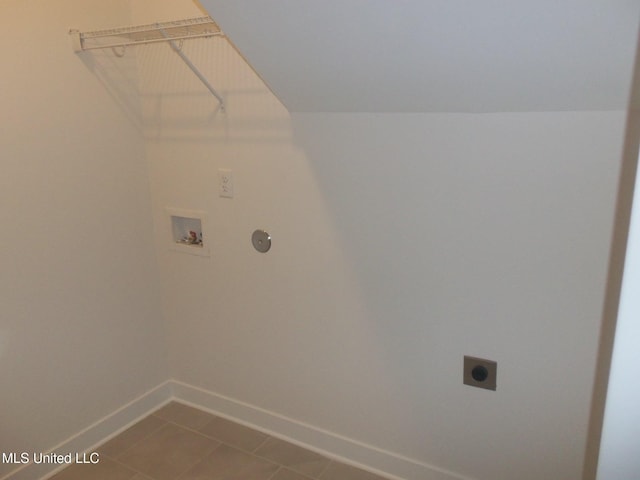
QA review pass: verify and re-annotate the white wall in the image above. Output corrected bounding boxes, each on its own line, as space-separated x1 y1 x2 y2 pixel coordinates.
132 2 628 479
597 152 640 479
0 2 167 477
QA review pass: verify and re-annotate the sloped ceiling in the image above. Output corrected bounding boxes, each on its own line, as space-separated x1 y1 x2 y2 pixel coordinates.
198 0 640 113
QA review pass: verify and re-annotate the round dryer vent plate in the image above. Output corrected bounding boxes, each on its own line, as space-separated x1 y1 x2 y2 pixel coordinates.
251 229 271 253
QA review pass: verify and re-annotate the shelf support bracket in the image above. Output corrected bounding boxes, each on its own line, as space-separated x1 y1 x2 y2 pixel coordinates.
157 25 225 112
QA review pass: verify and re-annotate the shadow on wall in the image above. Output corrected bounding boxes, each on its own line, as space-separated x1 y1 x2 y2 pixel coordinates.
75 47 144 133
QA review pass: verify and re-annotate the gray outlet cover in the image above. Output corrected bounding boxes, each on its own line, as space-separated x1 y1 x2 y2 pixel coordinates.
463 356 497 391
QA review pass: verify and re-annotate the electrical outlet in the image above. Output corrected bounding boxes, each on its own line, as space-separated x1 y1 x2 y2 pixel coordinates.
218 169 234 198
463 356 497 391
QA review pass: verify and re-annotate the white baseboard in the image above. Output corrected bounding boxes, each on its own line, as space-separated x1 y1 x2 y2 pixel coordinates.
1 381 173 480
4 379 472 480
171 380 472 480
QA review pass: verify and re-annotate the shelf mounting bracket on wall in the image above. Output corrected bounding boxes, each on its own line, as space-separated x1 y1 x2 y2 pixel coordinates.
69 16 226 111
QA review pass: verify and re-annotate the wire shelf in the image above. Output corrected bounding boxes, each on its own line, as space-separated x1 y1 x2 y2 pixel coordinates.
69 16 226 111
72 16 222 51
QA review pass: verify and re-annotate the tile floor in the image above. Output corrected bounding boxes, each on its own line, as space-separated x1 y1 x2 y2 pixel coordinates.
49 402 392 480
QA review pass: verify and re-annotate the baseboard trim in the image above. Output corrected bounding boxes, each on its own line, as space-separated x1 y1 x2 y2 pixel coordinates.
4 379 473 480
171 380 472 480
1 381 173 480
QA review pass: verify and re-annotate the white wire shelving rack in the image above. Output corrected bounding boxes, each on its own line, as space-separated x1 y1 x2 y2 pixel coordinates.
69 17 226 111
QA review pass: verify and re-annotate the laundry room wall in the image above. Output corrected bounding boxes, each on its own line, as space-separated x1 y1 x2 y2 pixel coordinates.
0 2 167 477
131 1 630 479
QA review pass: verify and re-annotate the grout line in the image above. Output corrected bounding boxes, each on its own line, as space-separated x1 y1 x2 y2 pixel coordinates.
317 459 334 479
152 411 276 459
248 437 333 480
151 417 275 462
102 418 169 460
266 465 283 480
251 434 272 453
102 455 157 480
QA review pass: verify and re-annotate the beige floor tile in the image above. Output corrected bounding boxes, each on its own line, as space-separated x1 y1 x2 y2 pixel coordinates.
152 402 217 431
319 462 390 480
178 444 279 480
270 467 316 480
49 406 392 480
253 438 330 478
198 416 269 452
98 415 167 458
116 423 220 480
49 456 138 480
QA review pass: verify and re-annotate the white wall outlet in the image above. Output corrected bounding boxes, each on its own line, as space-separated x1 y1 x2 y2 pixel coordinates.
218 169 234 198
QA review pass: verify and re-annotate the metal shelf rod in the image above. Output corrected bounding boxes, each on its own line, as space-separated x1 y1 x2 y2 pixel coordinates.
157 25 225 111
76 31 223 51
